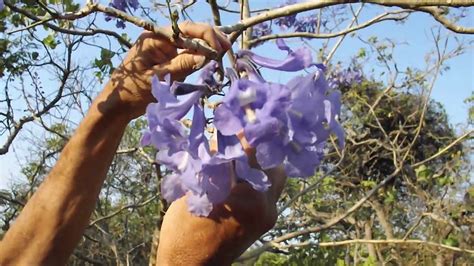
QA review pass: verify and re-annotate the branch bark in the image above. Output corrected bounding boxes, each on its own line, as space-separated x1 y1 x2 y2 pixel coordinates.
248 10 412 47
289 239 474 254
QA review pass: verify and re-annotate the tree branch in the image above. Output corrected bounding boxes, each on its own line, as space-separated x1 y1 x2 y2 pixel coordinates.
412 130 473 167
0 41 74 155
219 0 474 34
89 195 158 227
5 2 132 48
249 10 411 47
415 7 474 34
284 239 474 254
239 168 401 261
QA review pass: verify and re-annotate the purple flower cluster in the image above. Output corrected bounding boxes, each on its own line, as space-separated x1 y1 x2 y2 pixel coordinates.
293 15 320 33
273 0 323 33
105 0 139 28
141 63 270 216
274 0 298 30
328 67 363 89
251 22 272 40
142 39 344 216
224 39 343 176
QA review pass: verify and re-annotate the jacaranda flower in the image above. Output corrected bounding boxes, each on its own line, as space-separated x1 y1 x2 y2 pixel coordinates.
105 0 139 28
142 38 345 216
237 39 316 72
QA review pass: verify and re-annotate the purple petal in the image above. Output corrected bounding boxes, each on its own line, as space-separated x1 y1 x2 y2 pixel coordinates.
161 173 186 202
324 99 332 124
201 163 233 203
276 38 292 53
151 118 188 153
237 46 313 72
170 82 208 95
140 131 151 146
244 116 281 146
256 140 285 169
284 143 321 178
151 75 175 103
187 192 213 216
197 60 218 86
328 90 342 116
214 105 243 135
216 132 245 160
235 158 271 191
179 159 203 194
159 90 203 120
188 104 206 157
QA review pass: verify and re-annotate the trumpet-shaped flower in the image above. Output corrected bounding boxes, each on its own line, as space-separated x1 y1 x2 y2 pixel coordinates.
237 39 313 72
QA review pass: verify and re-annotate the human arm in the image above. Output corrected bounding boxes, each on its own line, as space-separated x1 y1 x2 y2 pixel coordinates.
0 22 229 265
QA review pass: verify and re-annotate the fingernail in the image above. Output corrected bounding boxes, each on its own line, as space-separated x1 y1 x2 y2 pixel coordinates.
192 55 206 69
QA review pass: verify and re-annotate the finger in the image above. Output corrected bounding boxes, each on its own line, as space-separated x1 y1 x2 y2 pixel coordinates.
152 51 207 82
178 21 224 53
136 31 177 60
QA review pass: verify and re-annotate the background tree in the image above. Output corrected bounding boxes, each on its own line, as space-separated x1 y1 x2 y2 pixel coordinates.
0 0 472 265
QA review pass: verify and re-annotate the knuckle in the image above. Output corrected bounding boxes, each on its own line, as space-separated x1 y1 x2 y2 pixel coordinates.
178 56 193 71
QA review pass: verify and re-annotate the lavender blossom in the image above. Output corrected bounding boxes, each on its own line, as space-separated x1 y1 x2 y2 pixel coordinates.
105 0 139 28
328 67 363 89
252 22 272 40
143 70 270 216
216 48 343 179
237 39 315 72
293 15 320 33
142 36 346 215
274 0 298 30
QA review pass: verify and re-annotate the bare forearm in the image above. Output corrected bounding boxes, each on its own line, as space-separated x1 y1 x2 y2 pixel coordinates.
0 83 132 265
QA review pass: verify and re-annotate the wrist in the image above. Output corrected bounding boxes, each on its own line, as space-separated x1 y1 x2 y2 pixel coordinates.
98 78 152 121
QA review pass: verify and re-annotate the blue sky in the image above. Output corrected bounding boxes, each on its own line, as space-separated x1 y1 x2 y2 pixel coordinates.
0 2 472 189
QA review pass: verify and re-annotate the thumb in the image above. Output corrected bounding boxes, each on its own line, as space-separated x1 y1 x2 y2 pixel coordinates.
154 52 207 82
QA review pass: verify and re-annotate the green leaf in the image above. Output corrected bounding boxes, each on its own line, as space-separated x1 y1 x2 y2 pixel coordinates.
43 34 57 49
336 258 346 266
357 48 366 58
415 165 431 182
361 180 376 188
442 237 459 247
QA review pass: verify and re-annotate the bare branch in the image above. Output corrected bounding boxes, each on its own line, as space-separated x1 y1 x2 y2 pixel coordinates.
285 239 474 254
239 168 401 261
219 0 474 34
5 2 132 48
0 41 75 155
249 10 411 47
412 130 473 167
416 6 474 34
89 195 158 227
325 3 364 63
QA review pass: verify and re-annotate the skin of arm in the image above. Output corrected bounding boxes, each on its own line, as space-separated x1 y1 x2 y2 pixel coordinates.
0 22 286 265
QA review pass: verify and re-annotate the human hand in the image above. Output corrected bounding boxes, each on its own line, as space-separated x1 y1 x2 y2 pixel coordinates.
156 133 287 265
104 21 230 119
